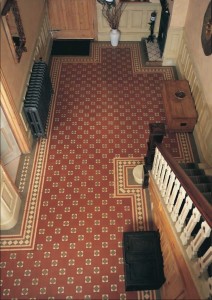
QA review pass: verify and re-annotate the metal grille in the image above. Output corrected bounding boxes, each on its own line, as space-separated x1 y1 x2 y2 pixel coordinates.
24 61 52 138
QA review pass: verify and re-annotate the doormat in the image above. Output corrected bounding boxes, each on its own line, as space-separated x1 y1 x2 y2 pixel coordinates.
140 38 162 66
51 39 91 56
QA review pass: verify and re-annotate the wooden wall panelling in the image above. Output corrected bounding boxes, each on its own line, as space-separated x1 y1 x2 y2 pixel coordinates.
34 7 52 62
162 27 183 66
97 2 161 41
47 0 97 39
176 30 212 166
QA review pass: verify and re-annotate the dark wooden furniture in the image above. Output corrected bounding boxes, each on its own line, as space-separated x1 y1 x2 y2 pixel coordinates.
162 80 197 132
123 231 165 291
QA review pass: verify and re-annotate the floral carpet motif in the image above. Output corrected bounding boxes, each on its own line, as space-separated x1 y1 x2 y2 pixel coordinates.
0 42 194 299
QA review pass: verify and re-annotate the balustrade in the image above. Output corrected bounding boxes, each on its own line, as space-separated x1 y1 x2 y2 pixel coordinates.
151 146 212 299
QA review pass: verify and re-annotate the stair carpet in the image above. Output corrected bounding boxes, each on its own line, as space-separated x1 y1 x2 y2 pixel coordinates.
179 162 212 204
179 162 212 280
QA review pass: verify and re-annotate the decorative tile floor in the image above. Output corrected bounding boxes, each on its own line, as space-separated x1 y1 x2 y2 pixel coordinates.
145 39 162 62
0 42 194 300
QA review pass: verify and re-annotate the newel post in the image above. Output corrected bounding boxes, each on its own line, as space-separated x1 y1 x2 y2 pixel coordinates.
143 123 166 188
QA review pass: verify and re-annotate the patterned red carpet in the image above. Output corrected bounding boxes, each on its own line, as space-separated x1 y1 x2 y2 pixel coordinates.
0 42 194 299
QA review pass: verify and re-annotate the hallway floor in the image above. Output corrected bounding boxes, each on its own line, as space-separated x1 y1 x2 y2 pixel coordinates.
0 42 195 300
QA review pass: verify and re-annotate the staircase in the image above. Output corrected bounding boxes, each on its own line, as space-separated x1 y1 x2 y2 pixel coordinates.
179 163 212 204
150 145 212 299
180 163 212 288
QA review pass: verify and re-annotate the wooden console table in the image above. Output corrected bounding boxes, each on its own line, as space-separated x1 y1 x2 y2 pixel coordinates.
162 80 197 132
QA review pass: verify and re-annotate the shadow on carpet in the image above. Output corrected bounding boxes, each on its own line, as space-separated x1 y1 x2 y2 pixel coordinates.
51 39 91 56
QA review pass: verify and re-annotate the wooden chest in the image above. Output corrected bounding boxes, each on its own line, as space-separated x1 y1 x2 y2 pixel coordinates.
123 231 165 291
162 80 197 132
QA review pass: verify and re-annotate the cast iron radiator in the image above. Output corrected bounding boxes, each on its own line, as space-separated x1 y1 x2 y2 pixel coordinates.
24 61 53 138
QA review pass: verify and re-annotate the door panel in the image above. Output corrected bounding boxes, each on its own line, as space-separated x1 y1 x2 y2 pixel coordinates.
0 107 21 182
0 107 21 165
48 0 97 39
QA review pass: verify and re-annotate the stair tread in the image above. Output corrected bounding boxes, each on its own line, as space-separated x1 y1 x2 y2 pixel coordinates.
179 161 212 204
190 175 210 184
179 162 199 169
202 192 212 204
195 183 212 192
183 169 205 176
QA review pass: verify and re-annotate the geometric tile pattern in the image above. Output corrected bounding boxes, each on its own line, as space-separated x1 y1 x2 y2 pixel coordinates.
0 138 48 249
113 157 151 232
0 42 194 299
145 40 162 62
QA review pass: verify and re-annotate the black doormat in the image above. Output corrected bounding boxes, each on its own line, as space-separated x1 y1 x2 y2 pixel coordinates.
51 39 91 56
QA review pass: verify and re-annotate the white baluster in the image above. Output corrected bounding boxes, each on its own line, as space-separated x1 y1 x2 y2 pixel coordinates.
158 160 167 191
167 178 180 213
161 165 171 198
186 221 211 260
171 186 186 222
175 196 192 233
194 246 212 277
154 151 163 182
151 147 159 176
164 171 175 205
208 277 212 299
180 207 201 246
156 155 164 185
152 148 160 180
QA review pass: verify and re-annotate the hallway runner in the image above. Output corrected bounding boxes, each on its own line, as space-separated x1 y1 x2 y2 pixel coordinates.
0 42 194 300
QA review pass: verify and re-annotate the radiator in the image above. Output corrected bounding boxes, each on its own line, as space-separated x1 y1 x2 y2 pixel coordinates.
24 61 53 138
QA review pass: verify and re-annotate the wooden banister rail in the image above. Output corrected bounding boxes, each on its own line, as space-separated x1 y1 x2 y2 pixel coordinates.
157 143 212 228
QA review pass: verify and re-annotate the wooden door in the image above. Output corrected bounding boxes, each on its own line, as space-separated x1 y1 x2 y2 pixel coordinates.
47 0 97 39
0 107 21 181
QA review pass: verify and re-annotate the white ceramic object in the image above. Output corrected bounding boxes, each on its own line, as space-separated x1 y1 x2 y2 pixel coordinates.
110 29 120 47
133 164 144 185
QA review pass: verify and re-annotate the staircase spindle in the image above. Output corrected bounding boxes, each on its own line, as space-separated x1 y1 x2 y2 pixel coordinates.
152 148 161 181
164 171 175 205
175 196 193 233
158 159 167 191
208 276 212 299
167 178 180 213
180 207 201 245
186 221 211 260
161 165 171 197
171 186 186 222
151 147 159 176
194 246 212 277
156 155 164 185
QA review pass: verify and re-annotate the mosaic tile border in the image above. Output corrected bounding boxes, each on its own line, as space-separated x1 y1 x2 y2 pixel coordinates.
51 41 175 79
164 132 194 163
0 44 193 251
113 157 158 300
113 157 148 232
0 139 48 250
0 56 61 251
